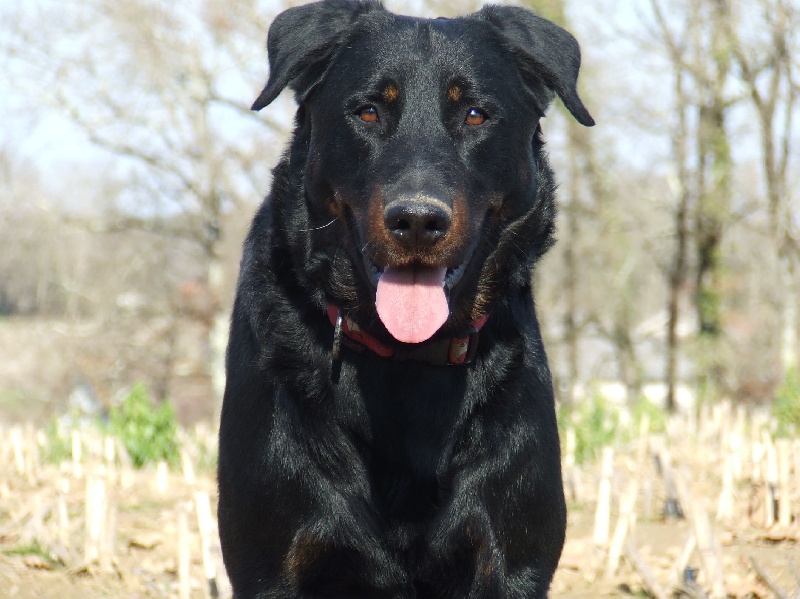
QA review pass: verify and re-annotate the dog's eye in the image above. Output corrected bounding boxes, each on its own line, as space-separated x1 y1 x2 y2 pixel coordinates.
465 108 487 126
358 105 379 123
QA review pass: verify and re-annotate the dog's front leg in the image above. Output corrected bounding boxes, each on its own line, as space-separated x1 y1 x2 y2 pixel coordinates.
220 386 416 598
279 505 415 598
419 434 565 599
421 504 559 598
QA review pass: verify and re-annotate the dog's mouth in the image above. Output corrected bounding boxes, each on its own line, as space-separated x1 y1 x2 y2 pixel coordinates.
363 258 468 291
362 256 469 344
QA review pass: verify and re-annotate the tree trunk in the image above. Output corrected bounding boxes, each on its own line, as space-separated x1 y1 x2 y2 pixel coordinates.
665 170 690 412
693 0 733 399
649 0 691 413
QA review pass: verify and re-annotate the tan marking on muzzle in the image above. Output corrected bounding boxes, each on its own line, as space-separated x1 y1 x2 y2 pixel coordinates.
366 191 470 269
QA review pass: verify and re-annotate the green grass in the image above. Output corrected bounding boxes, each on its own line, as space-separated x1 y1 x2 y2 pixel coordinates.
558 392 666 465
109 383 180 469
630 396 667 435
558 393 617 464
38 384 181 469
2 539 63 567
42 420 72 464
193 441 218 474
773 368 800 438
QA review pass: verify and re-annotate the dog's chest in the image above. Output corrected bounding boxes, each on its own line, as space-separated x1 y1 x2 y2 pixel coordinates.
344 361 469 519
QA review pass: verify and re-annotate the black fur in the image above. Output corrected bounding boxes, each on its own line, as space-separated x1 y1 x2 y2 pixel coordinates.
218 2 593 597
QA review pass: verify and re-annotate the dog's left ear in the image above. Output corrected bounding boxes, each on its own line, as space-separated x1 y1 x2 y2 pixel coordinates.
252 0 383 111
475 5 594 127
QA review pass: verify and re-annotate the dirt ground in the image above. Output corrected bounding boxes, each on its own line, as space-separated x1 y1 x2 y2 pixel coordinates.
0 419 798 598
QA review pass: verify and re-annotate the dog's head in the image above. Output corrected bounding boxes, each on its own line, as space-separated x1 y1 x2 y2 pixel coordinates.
253 0 593 345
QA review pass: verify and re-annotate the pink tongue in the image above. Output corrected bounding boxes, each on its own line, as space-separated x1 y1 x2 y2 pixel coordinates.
375 265 449 343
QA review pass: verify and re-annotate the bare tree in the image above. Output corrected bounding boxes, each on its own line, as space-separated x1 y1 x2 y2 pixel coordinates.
2 0 293 420
691 0 735 397
649 0 694 412
723 0 798 376
645 0 737 404
2 0 798 420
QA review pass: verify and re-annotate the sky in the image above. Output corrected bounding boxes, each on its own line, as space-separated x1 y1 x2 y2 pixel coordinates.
0 0 645 167
0 0 794 204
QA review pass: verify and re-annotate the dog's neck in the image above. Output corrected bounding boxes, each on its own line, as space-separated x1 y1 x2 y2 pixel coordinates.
326 305 487 367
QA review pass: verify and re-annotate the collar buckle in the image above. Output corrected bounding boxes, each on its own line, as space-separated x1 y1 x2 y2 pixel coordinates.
330 310 344 383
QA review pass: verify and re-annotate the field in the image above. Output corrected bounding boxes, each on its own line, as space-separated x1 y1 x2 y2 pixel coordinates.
1 403 798 598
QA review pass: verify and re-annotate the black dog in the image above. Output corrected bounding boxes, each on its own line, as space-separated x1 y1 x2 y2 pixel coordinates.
218 1 593 596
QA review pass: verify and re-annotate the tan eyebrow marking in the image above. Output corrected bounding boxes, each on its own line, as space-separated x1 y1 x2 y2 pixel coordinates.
383 84 399 103
447 85 462 102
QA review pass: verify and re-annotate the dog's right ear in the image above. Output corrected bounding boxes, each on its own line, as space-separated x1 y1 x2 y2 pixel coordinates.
252 0 383 111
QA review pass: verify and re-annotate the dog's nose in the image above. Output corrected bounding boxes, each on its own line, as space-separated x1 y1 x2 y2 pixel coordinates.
384 197 452 248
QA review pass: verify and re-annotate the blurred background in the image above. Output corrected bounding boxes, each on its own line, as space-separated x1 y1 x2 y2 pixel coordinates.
1 1 799 597
1 0 798 425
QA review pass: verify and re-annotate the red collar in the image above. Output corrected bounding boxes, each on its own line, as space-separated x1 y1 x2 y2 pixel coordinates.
326 305 487 366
